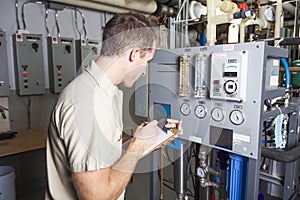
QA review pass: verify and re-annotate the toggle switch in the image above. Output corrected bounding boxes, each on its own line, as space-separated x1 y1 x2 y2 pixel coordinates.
65 45 71 54
32 43 39 52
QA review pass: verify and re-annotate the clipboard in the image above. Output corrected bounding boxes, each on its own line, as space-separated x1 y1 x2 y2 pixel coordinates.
122 127 177 156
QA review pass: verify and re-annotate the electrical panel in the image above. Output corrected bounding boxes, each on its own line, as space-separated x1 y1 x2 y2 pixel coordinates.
149 42 286 159
0 31 10 96
76 39 101 73
210 50 248 102
12 33 45 96
48 37 77 93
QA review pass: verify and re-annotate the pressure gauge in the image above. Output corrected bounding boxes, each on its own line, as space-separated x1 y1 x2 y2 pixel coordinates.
195 105 207 119
211 107 224 122
229 110 245 125
180 103 191 116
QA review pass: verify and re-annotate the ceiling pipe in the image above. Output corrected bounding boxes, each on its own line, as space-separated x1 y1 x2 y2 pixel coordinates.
49 0 157 14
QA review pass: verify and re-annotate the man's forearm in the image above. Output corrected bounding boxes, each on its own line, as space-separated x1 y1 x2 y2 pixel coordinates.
108 151 141 199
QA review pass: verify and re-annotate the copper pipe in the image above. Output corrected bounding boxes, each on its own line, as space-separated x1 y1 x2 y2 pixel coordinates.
280 67 300 72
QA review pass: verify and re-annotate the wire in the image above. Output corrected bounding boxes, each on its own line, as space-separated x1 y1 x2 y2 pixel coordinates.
45 8 50 37
76 8 87 39
15 0 20 31
55 10 61 38
74 9 81 39
22 0 33 31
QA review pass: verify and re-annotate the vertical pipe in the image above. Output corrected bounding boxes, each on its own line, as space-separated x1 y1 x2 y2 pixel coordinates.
194 143 200 199
274 0 282 39
206 0 217 46
174 141 188 199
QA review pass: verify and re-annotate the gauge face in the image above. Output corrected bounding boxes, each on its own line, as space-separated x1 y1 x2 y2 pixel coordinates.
195 105 207 119
211 107 224 122
180 103 191 116
229 110 245 125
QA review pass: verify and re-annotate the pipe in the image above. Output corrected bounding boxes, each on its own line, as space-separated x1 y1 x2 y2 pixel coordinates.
274 0 282 39
240 17 265 43
206 0 238 45
261 144 300 163
174 141 188 198
281 58 290 90
282 2 295 16
49 0 157 14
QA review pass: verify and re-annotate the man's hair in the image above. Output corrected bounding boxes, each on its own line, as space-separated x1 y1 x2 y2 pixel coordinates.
100 12 156 56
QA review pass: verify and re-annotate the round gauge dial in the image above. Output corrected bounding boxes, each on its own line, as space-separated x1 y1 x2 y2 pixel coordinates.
229 110 245 125
211 107 224 122
195 105 207 119
180 103 191 116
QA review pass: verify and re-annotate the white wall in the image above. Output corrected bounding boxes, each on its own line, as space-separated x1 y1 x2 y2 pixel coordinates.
0 0 107 89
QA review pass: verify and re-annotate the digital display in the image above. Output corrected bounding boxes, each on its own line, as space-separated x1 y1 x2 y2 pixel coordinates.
223 72 237 77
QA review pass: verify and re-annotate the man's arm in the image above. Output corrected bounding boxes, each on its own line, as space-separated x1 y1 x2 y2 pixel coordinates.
73 150 141 200
72 120 160 200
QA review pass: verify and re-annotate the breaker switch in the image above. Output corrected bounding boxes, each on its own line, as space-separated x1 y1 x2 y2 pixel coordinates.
32 43 39 52
65 45 71 54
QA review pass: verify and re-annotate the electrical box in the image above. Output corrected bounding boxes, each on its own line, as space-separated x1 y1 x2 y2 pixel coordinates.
0 31 10 96
210 50 248 102
76 39 101 73
48 36 77 93
12 33 45 96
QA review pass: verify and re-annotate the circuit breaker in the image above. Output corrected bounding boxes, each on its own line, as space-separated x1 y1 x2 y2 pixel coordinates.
48 37 77 93
12 33 45 96
76 39 100 73
0 31 10 96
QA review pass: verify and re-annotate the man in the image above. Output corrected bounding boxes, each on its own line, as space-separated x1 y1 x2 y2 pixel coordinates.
46 12 181 200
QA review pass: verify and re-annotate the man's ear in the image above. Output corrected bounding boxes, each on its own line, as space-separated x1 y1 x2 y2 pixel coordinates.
129 49 140 62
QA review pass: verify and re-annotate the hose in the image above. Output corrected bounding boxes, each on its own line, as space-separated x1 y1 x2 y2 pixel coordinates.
280 58 290 90
261 144 300 163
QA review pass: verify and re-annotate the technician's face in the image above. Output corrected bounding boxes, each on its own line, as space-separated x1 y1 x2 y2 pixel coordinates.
122 48 155 88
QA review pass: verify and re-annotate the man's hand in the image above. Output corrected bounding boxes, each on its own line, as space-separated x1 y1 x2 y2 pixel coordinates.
158 118 182 148
126 120 160 157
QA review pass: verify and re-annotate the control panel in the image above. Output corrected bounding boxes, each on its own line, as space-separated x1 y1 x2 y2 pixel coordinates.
12 33 45 96
48 37 77 93
0 31 10 96
76 39 101 73
210 51 248 102
149 42 286 159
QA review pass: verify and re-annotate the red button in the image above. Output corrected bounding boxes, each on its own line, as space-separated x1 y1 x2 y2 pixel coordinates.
213 80 220 84
57 72 62 76
23 73 28 77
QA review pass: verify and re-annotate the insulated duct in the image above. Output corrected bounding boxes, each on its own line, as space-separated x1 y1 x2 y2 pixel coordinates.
261 144 300 163
48 0 157 14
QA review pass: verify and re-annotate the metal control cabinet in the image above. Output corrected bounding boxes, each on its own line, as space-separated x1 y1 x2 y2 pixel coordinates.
149 42 290 199
12 33 45 96
0 31 10 96
48 37 77 93
76 39 100 73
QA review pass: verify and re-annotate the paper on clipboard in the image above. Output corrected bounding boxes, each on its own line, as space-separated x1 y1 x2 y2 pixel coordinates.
122 128 175 156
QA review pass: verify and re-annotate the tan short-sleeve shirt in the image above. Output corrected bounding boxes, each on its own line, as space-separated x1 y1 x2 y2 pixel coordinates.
46 61 124 199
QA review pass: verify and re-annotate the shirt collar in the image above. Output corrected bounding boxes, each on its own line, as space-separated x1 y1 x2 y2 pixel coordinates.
85 60 119 98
